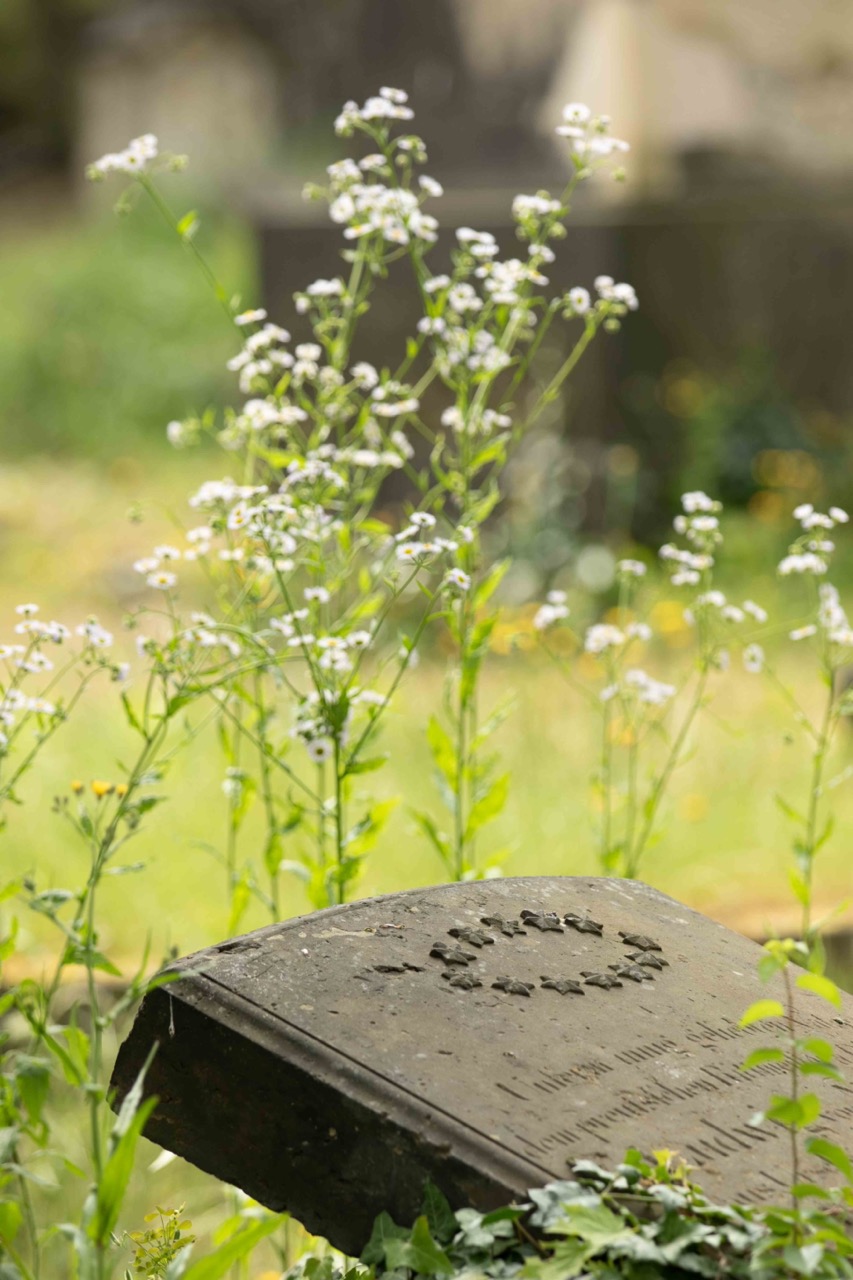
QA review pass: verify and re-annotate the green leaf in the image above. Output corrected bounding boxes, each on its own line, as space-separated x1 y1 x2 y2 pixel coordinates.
806 1137 853 1183
0 1200 22 1245
800 1037 834 1062
798 1061 843 1082
775 793 806 824
465 773 510 840
227 873 252 939
15 1056 50 1125
788 869 810 907
740 1047 785 1071
58 1018 90 1080
796 972 842 1008
474 559 509 609
176 210 199 241
422 1181 456 1243
385 1215 452 1275
88 1093 158 1244
556 1202 629 1248
263 832 282 878
344 754 388 776
410 810 451 866
739 999 784 1027
522 1238 594 1280
360 1211 409 1266
121 691 143 734
181 1214 285 1280
426 716 456 785
767 1092 822 1130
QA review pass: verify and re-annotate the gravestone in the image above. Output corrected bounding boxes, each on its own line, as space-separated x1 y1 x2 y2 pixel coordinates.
112 877 853 1253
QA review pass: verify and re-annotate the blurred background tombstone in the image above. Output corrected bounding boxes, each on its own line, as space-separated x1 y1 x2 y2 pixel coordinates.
6 0 853 542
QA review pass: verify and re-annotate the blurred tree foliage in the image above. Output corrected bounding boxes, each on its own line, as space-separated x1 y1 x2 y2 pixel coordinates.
0 199 254 455
0 0 114 166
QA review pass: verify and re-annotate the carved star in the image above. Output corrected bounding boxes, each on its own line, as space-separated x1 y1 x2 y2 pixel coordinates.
430 941 475 966
492 975 535 996
540 975 585 996
448 927 495 948
564 912 604 936
608 963 654 983
618 931 663 952
581 971 623 990
627 952 669 970
520 910 564 933
480 914 527 937
441 971 482 990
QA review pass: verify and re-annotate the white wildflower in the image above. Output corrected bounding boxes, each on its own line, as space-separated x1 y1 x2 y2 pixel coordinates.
585 624 624 654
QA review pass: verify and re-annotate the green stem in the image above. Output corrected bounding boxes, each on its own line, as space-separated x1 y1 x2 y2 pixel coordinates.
333 740 346 906
624 666 710 879
782 965 802 1231
138 176 235 325
799 681 837 942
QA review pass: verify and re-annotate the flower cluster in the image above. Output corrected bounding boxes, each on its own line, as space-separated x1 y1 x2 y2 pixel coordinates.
533 590 569 632
87 133 159 179
659 491 721 587
601 667 676 708
555 102 631 165
778 503 848 576
0 605 121 758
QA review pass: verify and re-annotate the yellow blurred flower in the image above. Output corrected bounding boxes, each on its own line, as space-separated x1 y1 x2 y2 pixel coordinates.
91 780 114 799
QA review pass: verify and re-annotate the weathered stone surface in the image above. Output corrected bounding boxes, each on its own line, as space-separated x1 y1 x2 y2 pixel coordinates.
112 877 853 1253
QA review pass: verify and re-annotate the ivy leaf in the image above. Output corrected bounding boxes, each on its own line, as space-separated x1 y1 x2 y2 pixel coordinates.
385 1216 452 1275
360 1211 409 1266
422 1182 456 1243
554 1202 630 1249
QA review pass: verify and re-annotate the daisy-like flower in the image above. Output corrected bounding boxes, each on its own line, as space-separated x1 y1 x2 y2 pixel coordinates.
789 626 817 641
147 570 177 590
396 541 427 562
15 603 39 616
743 643 764 673
617 559 646 577
306 738 334 763
445 568 471 591
235 308 267 326
584 624 624 653
533 602 568 631
567 286 591 315
743 600 768 624
305 587 330 604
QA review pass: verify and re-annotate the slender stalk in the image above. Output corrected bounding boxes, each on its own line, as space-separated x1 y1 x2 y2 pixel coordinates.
624 667 710 878
782 965 802 1229
138 176 235 325
799 681 837 942
333 740 346 906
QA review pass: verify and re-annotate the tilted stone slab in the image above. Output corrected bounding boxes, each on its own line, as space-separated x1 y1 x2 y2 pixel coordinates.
112 877 853 1253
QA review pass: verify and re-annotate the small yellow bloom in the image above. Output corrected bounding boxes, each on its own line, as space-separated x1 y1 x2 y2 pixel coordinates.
115 783 128 798
70 780 84 794
91 780 114 799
